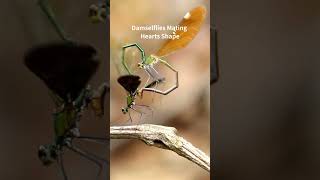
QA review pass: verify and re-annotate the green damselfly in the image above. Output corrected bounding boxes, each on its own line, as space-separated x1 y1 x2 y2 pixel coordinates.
25 1 109 179
122 6 207 96
117 74 164 122
25 42 108 180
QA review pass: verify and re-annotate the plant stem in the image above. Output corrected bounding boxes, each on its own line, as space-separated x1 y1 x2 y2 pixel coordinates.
38 0 71 41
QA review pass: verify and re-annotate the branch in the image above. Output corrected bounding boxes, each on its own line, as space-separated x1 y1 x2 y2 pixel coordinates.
110 124 210 172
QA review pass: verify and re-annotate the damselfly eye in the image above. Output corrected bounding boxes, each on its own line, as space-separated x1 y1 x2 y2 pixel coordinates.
38 145 55 166
89 5 98 13
89 3 107 23
38 146 47 158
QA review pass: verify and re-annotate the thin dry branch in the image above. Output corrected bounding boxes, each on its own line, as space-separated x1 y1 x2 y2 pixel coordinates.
110 124 210 172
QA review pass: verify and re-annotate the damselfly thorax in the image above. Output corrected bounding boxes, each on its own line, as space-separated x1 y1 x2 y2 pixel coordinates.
144 54 160 66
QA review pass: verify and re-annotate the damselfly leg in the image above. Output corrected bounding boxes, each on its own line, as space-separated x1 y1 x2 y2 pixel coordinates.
77 136 109 145
57 152 68 180
67 145 107 180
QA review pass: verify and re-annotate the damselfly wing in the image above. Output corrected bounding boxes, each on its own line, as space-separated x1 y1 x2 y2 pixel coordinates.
117 75 141 94
24 42 99 101
155 6 207 57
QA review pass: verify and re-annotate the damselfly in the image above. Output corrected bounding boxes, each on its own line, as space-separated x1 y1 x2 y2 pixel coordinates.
24 42 108 180
117 74 164 122
122 6 206 96
25 1 109 179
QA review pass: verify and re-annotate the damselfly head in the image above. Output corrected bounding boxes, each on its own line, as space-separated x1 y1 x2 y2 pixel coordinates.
24 42 99 101
121 107 128 114
38 145 58 166
137 62 143 68
89 3 107 23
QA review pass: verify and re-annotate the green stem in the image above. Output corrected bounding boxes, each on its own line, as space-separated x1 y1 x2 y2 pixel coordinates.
38 0 71 42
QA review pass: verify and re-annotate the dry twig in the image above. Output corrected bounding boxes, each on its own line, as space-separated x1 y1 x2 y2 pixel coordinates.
110 124 210 172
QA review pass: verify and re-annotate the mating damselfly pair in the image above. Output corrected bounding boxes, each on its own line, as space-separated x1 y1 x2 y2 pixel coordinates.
24 0 208 179
24 0 109 179
113 6 207 123
110 0 210 179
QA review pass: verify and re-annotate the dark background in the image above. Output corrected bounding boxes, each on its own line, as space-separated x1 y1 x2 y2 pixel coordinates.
212 0 320 179
0 0 108 179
